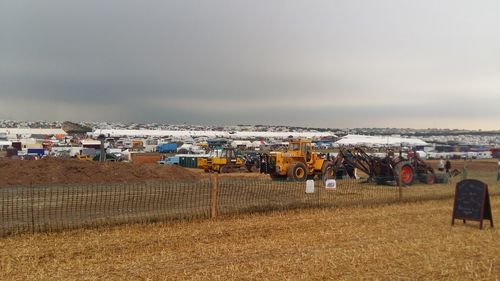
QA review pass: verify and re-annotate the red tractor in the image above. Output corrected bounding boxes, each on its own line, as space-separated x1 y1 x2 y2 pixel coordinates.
334 147 435 186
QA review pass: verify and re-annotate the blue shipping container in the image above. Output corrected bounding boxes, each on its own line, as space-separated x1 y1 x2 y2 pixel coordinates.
157 143 177 153
27 148 45 156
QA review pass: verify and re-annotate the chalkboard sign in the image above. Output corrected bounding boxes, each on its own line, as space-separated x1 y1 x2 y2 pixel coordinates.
452 179 493 229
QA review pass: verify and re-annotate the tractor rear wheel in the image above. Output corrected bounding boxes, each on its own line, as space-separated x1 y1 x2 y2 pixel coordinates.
394 161 414 186
287 162 309 181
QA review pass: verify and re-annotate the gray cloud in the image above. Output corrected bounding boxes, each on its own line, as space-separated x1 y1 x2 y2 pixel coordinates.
1 0 500 129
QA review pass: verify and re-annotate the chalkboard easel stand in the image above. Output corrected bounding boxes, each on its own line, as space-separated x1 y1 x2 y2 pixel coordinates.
452 180 494 229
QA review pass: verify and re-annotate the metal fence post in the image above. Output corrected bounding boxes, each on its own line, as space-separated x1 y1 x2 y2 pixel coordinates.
30 182 35 234
210 174 219 219
317 180 321 207
398 183 403 202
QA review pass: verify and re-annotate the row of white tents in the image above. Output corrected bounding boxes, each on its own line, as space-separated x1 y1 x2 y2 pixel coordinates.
334 135 428 147
90 129 336 140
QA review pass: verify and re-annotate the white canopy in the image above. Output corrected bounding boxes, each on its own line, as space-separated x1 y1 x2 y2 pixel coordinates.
335 135 428 146
91 129 336 139
0 140 12 146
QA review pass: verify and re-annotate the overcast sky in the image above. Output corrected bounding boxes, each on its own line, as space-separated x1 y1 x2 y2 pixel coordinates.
1 0 499 129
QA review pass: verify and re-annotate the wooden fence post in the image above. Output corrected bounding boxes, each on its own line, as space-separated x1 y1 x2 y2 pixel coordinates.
210 174 219 219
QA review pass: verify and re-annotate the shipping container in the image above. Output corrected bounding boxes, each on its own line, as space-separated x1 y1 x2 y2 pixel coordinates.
157 143 177 153
11 142 22 151
179 156 200 168
27 148 45 156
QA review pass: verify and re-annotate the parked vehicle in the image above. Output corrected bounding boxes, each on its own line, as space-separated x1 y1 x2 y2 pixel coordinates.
198 147 244 173
158 156 180 165
334 147 435 186
76 154 92 161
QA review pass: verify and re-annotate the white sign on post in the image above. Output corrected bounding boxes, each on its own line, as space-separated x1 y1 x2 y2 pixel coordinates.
306 180 315 193
325 179 336 190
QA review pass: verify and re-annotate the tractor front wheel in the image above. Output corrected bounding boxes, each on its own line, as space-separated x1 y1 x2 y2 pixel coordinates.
321 162 334 181
419 173 435 185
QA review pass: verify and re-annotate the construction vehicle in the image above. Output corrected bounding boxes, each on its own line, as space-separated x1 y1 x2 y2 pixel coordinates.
198 147 245 173
262 139 334 181
76 154 92 161
243 151 260 172
131 140 144 150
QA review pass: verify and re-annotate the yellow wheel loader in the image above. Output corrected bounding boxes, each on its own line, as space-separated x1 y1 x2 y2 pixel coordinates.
262 139 334 181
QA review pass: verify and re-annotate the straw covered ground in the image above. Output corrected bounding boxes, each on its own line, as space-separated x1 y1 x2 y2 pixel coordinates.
1 197 499 280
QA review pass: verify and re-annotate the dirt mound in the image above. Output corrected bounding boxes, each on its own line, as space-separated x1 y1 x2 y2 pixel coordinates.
0 158 204 186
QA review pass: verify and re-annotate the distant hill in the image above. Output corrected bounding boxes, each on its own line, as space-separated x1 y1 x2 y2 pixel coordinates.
62 121 92 134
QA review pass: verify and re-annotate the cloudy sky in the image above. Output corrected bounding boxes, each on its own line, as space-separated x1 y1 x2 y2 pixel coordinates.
1 0 499 129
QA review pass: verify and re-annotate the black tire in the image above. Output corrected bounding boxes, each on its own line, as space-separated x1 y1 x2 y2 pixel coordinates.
418 173 435 185
434 173 450 184
374 176 387 185
246 165 254 172
287 162 309 182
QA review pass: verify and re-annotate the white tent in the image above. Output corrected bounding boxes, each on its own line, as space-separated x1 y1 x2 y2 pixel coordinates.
91 129 336 140
335 135 428 147
231 140 253 148
0 128 67 138
251 140 267 148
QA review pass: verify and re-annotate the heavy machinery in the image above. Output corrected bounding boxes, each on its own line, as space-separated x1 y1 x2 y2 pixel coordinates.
334 146 435 186
198 147 245 173
76 154 92 161
244 151 260 172
262 139 334 181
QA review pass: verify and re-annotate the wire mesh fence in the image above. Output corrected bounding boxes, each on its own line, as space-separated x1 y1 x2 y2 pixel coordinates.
1 174 498 237
0 180 212 236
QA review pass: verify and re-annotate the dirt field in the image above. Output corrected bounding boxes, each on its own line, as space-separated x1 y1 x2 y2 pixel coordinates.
0 158 202 186
2 158 497 187
1 198 499 280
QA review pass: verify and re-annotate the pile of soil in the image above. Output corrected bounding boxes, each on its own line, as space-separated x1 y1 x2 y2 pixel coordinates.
0 158 204 186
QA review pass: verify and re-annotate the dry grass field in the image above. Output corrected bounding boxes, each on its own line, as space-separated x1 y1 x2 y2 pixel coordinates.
1 196 499 280
1 159 499 280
